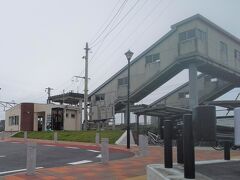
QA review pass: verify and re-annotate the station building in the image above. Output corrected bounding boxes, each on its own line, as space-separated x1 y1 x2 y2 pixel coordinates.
5 92 83 132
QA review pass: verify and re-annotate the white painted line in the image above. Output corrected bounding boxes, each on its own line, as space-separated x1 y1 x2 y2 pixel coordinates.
68 160 92 165
196 159 239 165
96 154 102 158
0 167 43 175
0 156 6 158
65 146 80 149
88 149 100 153
43 144 56 147
11 142 20 144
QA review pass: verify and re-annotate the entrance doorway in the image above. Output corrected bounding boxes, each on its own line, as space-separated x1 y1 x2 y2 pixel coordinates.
51 108 64 130
37 112 45 131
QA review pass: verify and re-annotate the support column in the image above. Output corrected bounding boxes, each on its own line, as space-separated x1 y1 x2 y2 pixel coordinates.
144 115 147 125
136 114 140 145
124 108 127 125
159 118 164 139
112 106 115 130
189 64 198 110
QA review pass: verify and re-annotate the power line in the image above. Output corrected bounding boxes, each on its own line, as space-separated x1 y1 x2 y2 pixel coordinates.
90 0 128 46
91 0 140 49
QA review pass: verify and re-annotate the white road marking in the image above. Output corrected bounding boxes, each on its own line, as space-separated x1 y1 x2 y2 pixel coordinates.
196 159 239 165
96 154 102 158
0 155 6 158
65 146 80 149
68 160 92 165
0 167 43 175
11 142 20 144
88 150 100 153
43 144 56 147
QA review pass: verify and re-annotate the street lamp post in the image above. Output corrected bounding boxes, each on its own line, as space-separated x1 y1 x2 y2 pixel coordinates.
125 50 134 149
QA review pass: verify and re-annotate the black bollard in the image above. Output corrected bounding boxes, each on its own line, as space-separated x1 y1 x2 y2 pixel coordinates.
183 114 195 179
164 120 173 168
224 141 230 160
177 132 184 164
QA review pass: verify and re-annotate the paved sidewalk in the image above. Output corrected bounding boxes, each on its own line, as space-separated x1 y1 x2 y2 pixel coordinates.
3 138 240 180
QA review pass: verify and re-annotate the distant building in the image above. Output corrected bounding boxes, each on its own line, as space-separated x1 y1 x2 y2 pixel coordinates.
5 92 84 132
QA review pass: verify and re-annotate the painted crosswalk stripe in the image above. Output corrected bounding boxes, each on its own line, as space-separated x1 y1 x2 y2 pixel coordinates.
0 167 43 175
43 144 56 147
0 155 6 158
96 154 102 158
11 142 20 144
88 150 100 153
68 160 92 165
65 146 80 149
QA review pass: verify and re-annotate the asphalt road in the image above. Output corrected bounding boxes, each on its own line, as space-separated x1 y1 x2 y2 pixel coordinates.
197 161 240 180
0 141 132 176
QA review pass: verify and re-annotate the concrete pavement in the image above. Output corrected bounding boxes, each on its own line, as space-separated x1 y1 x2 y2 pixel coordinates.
2 138 240 180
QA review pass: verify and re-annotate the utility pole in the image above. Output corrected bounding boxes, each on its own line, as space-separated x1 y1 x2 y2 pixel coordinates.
84 42 90 130
45 87 53 104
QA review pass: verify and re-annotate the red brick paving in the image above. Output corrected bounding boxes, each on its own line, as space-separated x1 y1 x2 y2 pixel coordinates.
3 138 240 180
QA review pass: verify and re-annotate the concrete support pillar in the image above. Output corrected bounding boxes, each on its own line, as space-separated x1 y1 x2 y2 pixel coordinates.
112 106 115 130
144 115 147 125
1 131 4 141
26 142 37 176
54 132 58 143
24 131 28 143
139 135 148 156
159 118 164 139
189 63 198 110
95 133 100 145
101 138 109 164
79 99 83 131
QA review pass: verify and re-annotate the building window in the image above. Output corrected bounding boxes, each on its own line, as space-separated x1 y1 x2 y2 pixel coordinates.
196 29 207 41
145 53 160 64
234 49 240 62
220 41 228 63
9 116 19 126
179 29 196 41
118 77 128 86
71 113 75 118
95 94 105 101
66 113 68 118
178 92 189 99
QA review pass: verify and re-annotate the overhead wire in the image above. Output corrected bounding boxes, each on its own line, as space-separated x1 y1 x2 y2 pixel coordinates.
90 0 128 46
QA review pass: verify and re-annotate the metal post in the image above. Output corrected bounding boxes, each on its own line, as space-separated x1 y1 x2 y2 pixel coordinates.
159 118 164 139
84 42 90 130
177 131 184 164
189 64 198 110
224 141 230 160
136 114 140 145
164 120 172 168
183 114 195 179
125 50 133 149
127 58 130 149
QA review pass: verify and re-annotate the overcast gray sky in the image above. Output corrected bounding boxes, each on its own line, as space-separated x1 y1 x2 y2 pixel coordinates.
0 0 240 119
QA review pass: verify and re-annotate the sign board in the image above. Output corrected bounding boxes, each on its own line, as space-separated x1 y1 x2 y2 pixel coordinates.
234 108 240 145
